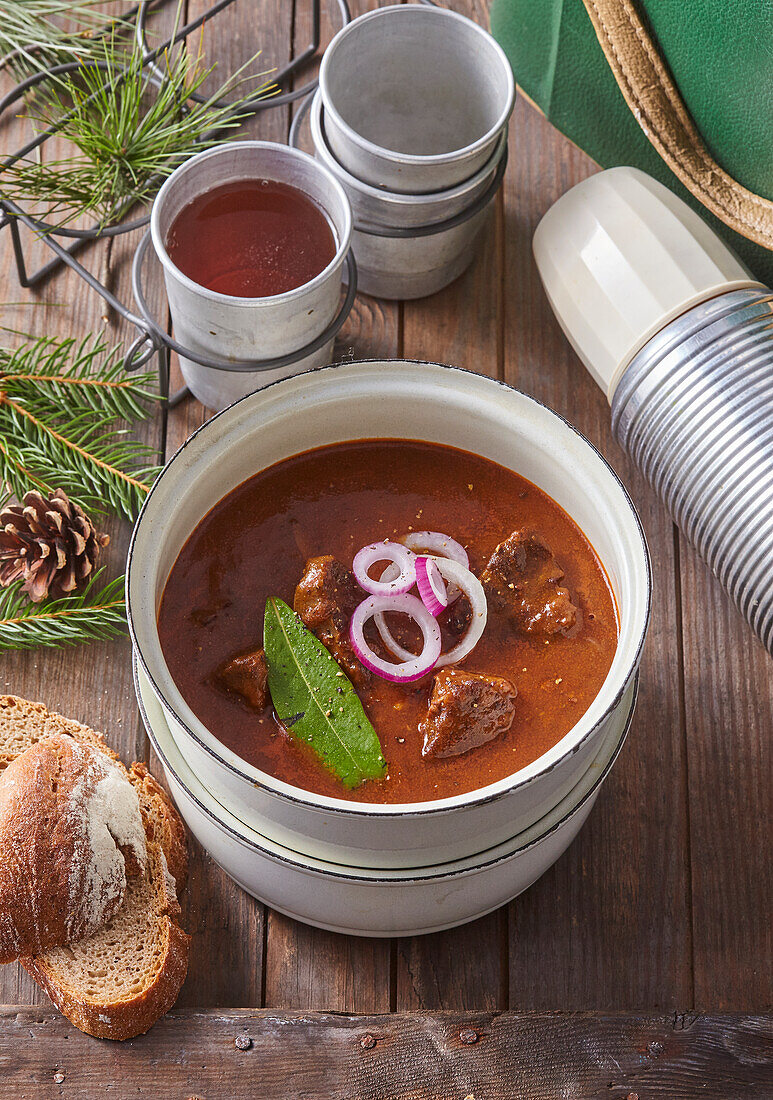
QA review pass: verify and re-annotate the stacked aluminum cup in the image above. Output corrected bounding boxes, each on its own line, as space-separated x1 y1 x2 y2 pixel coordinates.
534 166 773 654
309 4 514 299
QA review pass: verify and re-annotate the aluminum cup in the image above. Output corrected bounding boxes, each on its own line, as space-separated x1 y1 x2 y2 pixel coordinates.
308 91 505 299
318 4 514 194
150 141 352 411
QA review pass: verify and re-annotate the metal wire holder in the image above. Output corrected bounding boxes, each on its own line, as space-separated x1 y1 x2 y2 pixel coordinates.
0 0 353 404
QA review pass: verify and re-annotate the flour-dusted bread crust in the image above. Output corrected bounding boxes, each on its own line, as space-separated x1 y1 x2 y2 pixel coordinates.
0 695 190 1041
0 735 146 963
128 763 188 893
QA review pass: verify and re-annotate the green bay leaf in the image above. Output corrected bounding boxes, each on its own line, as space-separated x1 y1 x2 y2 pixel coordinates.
263 597 387 789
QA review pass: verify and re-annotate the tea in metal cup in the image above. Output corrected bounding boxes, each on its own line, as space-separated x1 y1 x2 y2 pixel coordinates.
302 91 506 299
318 4 514 195
149 141 352 411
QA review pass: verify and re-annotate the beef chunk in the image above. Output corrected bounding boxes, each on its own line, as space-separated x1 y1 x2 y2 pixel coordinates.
480 530 578 636
420 669 517 759
218 646 269 711
294 555 370 687
294 555 362 631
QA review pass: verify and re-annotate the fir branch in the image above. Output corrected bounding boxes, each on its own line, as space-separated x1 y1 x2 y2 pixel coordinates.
0 570 127 651
1 10 276 227
0 396 158 522
0 335 157 420
0 335 160 522
0 434 51 497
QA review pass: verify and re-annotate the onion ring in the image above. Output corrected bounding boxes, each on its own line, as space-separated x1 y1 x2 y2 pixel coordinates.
415 555 449 616
401 531 469 568
375 558 487 668
352 541 416 596
401 531 468 601
349 593 441 682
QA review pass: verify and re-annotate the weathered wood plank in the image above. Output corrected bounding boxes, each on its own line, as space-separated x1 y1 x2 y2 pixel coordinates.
0 1008 770 1099
264 914 391 1013
679 540 773 1008
397 910 507 1012
502 99 693 1008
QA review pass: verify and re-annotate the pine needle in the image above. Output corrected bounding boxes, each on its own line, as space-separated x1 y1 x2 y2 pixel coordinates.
0 1 127 75
0 335 157 420
1 10 276 227
0 570 127 651
0 335 160 521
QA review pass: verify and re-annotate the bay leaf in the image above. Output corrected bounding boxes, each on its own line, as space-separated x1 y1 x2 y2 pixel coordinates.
263 597 387 789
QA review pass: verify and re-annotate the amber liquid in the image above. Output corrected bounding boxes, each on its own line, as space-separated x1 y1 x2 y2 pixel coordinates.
166 178 337 297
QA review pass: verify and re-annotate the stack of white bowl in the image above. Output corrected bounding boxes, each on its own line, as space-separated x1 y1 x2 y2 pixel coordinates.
301 5 515 300
128 361 651 937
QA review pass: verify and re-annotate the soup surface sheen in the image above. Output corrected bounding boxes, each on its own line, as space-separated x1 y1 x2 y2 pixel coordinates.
158 440 618 803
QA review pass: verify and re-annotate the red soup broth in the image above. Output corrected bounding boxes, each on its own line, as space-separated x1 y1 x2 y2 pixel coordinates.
158 440 618 803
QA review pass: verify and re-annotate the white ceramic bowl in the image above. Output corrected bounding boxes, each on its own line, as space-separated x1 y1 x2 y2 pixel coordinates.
136 656 637 937
308 92 506 299
318 5 515 194
127 361 651 868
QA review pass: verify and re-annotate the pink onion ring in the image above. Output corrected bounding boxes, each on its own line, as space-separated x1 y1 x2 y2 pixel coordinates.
415 555 449 617
401 531 468 601
401 531 469 568
349 593 441 682
352 541 416 596
375 558 487 668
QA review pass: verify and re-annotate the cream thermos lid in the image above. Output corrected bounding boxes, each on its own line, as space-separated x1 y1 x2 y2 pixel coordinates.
532 166 764 402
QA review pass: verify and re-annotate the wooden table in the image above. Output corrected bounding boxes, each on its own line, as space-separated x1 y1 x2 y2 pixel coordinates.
1 3 771 1096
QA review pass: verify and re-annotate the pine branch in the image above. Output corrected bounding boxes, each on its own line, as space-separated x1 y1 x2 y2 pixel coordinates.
1 7 276 227
0 434 51 496
0 0 127 74
0 570 127 651
0 335 157 420
0 397 158 522
0 335 160 522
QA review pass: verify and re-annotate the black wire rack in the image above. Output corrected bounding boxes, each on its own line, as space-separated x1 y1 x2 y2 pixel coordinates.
0 0 353 404
0 0 501 409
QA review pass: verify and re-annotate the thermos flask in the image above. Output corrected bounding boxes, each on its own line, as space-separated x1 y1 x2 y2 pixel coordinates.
533 167 773 653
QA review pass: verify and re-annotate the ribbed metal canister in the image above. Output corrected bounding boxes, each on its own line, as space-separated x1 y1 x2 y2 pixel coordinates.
611 287 773 652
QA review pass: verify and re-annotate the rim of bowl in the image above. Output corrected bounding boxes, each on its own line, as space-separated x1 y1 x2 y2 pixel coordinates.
309 90 508 208
127 360 652 819
136 651 638 883
149 140 353 306
318 5 515 169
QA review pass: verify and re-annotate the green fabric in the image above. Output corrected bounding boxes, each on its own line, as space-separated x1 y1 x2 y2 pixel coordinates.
490 0 773 285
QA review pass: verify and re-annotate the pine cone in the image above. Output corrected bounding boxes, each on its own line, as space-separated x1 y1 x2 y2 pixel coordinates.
0 490 109 603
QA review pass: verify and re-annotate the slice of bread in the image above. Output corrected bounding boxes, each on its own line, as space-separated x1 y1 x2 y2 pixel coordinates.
0 695 119 772
0 695 190 1041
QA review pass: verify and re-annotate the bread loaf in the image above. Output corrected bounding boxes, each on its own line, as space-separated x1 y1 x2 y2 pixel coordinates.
0 695 190 1040
23 761 190 1041
0 734 146 963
